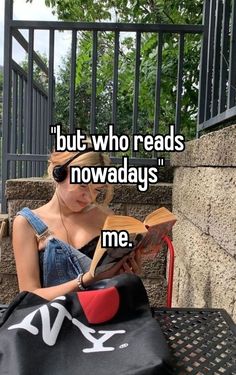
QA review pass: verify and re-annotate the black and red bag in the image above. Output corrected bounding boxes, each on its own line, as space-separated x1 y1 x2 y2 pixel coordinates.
0 274 173 375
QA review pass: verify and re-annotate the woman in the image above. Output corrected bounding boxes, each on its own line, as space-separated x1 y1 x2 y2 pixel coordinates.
12 147 140 300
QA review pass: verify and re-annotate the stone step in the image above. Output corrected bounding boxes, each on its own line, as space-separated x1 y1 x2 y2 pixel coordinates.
0 214 9 239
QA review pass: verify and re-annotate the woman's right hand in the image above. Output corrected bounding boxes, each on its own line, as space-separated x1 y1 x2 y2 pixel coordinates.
82 252 141 288
120 250 141 275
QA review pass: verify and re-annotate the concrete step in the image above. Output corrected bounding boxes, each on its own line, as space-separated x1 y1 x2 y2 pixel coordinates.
0 214 9 239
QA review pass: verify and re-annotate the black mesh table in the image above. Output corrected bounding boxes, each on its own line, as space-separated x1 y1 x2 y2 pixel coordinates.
1 304 235 373
154 307 236 375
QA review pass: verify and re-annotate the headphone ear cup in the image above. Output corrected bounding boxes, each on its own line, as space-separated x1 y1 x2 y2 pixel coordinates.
53 166 68 183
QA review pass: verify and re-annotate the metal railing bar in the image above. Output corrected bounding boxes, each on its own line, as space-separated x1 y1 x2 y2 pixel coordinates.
90 30 97 133
17 75 23 177
12 29 49 75
219 0 231 113
228 0 236 109
39 95 44 175
153 32 163 159
44 96 49 154
12 60 48 97
48 29 54 150
6 153 48 161
41 96 46 155
69 29 77 132
38 96 44 175
205 0 217 121
111 31 119 130
5 152 170 166
198 105 236 131
197 0 211 127
132 31 141 158
32 88 37 174
175 33 185 134
26 28 34 176
212 0 223 117
22 79 27 177
153 32 163 136
36 91 40 176
10 21 204 33
11 70 18 177
1 0 13 211
110 157 170 166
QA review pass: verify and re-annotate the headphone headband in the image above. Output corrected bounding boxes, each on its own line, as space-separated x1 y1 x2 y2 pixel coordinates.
53 147 95 183
62 147 94 168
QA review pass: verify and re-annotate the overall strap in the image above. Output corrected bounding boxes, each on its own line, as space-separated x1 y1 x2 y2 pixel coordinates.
16 207 51 241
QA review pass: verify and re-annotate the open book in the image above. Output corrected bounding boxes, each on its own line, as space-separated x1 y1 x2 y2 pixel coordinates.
89 207 177 276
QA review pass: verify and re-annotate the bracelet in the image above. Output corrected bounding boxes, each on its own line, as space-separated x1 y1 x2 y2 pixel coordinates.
76 274 86 290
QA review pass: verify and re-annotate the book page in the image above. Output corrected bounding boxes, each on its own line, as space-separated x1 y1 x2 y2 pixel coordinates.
144 207 176 227
103 214 147 232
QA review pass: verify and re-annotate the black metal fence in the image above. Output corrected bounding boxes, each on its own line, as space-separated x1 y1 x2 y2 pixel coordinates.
198 0 236 132
1 0 236 212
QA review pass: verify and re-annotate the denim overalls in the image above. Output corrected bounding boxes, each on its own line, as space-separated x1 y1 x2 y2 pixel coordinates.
17 207 93 287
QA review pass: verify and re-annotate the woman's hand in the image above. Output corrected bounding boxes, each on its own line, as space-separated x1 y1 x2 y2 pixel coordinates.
119 250 142 275
82 250 142 287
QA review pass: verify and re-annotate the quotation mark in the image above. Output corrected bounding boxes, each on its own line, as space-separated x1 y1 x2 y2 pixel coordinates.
157 158 165 166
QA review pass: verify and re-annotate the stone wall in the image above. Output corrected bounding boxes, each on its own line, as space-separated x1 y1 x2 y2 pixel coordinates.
171 125 236 321
0 178 173 307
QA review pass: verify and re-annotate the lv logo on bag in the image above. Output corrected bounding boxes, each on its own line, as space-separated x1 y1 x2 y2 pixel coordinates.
8 293 126 353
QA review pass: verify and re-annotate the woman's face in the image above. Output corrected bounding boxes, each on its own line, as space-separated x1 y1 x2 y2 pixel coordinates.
56 171 106 212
